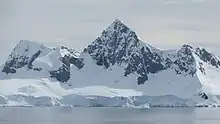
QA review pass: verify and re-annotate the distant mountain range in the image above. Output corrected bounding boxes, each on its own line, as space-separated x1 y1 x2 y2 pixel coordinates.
0 19 220 107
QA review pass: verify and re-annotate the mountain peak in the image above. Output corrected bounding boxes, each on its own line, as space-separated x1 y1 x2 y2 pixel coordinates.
2 40 52 74
17 40 42 46
84 19 140 60
113 18 122 23
112 19 125 25
106 19 130 34
84 19 166 85
195 47 220 68
181 44 193 49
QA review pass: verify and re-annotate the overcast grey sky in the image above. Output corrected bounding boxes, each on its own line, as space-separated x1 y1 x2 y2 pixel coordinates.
1 0 220 64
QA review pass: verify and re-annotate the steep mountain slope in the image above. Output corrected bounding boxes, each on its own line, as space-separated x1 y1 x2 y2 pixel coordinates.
0 19 220 107
84 19 165 85
2 40 52 74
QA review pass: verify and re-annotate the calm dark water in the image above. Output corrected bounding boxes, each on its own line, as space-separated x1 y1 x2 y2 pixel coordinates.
0 107 220 124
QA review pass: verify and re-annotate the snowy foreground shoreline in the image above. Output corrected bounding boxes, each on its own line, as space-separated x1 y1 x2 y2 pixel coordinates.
0 79 219 108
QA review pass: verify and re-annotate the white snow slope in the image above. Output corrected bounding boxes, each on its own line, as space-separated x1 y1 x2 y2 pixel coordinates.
0 19 220 107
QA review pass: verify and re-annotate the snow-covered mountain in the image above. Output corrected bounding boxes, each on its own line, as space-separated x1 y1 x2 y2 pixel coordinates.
0 19 220 107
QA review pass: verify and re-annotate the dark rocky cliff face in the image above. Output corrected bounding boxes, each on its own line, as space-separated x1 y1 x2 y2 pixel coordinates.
2 40 51 74
49 46 84 83
50 55 71 83
2 51 44 74
49 54 84 83
195 47 220 68
172 45 197 76
84 19 167 85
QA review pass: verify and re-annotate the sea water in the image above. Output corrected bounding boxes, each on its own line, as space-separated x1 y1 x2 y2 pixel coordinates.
0 107 220 124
